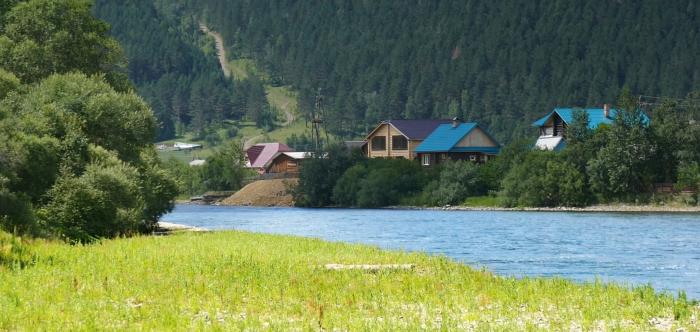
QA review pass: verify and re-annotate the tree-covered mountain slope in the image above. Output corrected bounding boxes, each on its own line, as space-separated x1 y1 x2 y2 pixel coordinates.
92 1 236 140
96 0 699 141
194 0 700 140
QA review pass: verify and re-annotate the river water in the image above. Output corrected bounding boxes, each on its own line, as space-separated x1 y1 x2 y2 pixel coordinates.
163 205 700 298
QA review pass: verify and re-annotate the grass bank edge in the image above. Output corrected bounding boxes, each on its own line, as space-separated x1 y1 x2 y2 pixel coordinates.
1 230 698 330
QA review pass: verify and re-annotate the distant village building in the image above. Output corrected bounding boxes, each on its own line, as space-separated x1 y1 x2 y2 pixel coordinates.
415 119 501 166
364 119 452 159
531 104 649 151
245 143 293 174
265 152 312 174
173 142 203 151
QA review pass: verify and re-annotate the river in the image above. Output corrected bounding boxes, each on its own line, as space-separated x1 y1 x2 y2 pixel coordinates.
163 204 700 299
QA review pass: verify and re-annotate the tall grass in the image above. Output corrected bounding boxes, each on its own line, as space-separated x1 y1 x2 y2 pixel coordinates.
0 231 697 330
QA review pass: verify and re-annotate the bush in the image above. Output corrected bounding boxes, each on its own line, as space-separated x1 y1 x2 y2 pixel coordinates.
500 151 589 207
0 68 20 100
201 141 247 191
331 158 430 208
332 164 368 206
41 162 144 243
0 230 35 269
294 144 358 207
428 161 488 206
0 186 36 235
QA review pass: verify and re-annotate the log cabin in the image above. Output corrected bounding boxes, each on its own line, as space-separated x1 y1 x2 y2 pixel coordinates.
265 152 311 174
364 119 452 159
415 119 501 166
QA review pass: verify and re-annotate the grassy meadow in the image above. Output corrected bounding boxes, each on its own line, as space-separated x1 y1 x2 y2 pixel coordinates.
1 231 698 330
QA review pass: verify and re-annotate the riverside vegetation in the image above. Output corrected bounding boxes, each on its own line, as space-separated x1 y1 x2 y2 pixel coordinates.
294 92 700 208
0 0 178 242
1 231 699 330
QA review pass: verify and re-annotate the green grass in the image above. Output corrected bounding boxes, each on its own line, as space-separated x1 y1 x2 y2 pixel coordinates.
462 196 500 207
228 59 262 81
1 231 697 330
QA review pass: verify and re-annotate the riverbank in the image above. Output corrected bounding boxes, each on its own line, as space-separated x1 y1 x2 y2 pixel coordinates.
393 203 700 213
1 231 698 330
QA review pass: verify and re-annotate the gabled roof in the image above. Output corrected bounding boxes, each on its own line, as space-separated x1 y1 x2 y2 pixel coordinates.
415 123 500 154
366 119 452 140
263 152 312 169
532 108 650 129
245 143 293 168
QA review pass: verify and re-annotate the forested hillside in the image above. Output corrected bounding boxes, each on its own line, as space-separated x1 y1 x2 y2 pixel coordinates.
91 1 235 140
92 0 699 142
187 0 699 141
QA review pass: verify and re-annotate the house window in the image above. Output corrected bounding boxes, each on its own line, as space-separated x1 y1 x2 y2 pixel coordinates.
422 154 431 166
469 155 477 162
392 136 408 150
371 136 386 151
480 155 487 162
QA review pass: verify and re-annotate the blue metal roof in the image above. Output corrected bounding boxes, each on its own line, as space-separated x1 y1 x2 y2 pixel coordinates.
532 108 649 129
415 123 500 153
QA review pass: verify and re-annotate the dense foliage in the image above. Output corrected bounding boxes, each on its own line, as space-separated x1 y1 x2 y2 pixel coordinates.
333 158 432 208
0 0 178 242
92 1 279 140
295 93 700 208
153 0 700 141
499 93 700 207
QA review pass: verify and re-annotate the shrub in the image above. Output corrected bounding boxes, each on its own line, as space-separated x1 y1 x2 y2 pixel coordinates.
201 141 247 191
41 162 143 243
294 144 358 207
428 161 487 206
332 164 368 206
500 151 589 207
331 158 430 208
0 230 35 269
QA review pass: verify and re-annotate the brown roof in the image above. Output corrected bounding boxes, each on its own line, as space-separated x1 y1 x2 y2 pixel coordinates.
366 119 452 140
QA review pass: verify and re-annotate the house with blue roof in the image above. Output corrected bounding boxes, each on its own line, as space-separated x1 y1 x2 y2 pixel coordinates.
415 118 501 166
531 104 649 151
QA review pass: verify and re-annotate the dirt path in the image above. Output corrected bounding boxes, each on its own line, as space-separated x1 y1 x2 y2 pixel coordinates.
201 23 295 134
199 23 230 78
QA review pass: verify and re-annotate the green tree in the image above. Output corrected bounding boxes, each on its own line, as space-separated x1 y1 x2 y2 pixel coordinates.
500 151 589 207
587 95 657 201
201 141 247 191
294 144 357 207
0 0 129 88
430 161 487 206
0 68 20 100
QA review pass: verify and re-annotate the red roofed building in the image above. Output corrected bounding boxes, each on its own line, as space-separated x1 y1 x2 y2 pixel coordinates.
245 143 293 174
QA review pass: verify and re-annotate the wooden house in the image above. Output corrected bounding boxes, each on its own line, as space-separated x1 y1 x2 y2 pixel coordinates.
245 143 293 174
364 119 452 159
415 119 500 166
531 104 649 150
265 152 311 174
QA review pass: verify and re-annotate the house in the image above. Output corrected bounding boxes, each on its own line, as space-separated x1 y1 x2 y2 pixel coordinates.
415 118 501 166
173 142 203 151
245 143 293 174
531 104 650 150
365 119 452 159
265 152 312 174
188 159 206 167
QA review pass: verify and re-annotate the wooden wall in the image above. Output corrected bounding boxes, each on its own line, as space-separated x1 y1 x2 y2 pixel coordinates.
366 123 418 159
